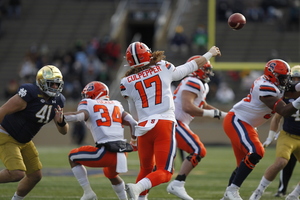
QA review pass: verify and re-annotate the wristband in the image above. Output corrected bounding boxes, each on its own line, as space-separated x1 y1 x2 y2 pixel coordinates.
202 52 213 61
57 116 67 127
203 109 214 118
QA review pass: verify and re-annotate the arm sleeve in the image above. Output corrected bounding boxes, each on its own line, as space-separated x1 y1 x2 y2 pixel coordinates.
172 60 198 81
127 97 138 120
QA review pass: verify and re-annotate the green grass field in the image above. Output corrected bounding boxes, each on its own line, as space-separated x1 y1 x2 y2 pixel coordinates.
0 145 298 200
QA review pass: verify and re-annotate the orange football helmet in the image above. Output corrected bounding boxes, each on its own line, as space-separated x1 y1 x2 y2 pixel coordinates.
81 81 109 100
264 59 290 89
187 55 214 83
126 42 152 68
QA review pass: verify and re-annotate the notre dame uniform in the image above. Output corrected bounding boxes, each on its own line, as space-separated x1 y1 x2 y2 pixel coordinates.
1 83 65 143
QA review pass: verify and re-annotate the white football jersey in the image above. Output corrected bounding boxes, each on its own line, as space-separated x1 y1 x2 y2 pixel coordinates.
120 60 198 122
232 75 284 127
174 76 209 125
77 98 125 144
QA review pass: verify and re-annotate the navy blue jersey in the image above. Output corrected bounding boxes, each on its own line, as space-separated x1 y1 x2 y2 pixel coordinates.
1 83 66 143
282 98 300 136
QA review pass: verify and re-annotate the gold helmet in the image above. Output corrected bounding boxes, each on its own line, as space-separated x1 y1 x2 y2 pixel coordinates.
291 65 300 77
36 65 64 97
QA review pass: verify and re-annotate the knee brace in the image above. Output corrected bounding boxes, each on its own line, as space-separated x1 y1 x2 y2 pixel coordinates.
186 153 201 167
243 152 262 169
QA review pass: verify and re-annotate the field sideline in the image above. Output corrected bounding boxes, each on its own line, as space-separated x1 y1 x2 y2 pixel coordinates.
0 145 298 200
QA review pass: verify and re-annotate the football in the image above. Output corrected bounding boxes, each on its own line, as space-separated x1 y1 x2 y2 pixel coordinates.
228 13 246 30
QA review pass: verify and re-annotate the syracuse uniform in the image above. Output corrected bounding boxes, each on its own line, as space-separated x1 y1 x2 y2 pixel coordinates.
173 76 208 160
69 98 127 174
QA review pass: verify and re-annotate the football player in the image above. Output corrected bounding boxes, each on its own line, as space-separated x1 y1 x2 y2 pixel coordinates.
167 55 227 200
250 65 300 200
120 42 221 200
65 81 137 200
221 59 300 200
0 65 69 200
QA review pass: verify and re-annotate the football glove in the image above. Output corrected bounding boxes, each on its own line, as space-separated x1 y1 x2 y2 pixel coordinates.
130 138 138 151
203 109 225 119
263 130 278 148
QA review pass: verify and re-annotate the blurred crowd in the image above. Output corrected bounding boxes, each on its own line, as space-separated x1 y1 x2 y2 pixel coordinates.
5 36 121 101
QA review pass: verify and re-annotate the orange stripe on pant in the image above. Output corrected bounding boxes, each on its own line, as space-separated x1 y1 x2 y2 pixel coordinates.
176 120 206 158
136 119 176 189
223 112 264 166
69 145 126 179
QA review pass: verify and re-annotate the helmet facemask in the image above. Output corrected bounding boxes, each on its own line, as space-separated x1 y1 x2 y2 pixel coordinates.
40 79 64 97
277 74 290 90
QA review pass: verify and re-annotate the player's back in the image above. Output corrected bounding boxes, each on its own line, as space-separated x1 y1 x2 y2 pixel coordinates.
120 61 176 122
77 98 125 144
232 76 283 127
174 76 209 125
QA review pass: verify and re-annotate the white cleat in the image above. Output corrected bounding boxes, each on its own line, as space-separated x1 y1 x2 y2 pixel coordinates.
285 194 300 200
167 180 193 200
223 186 243 200
125 183 140 200
249 189 263 200
137 194 148 200
80 191 98 200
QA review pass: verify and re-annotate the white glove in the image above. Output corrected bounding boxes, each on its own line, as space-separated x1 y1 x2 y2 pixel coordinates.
221 111 228 119
263 130 277 148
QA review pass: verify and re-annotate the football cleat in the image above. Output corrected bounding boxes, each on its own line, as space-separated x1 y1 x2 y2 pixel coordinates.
81 81 109 100
167 180 193 200
274 191 286 197
223 186 243 200
80 191 98 200
285 194 299 200
125 183 140 200
249 189 263 200
36 65 64 97
137 194 148 200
